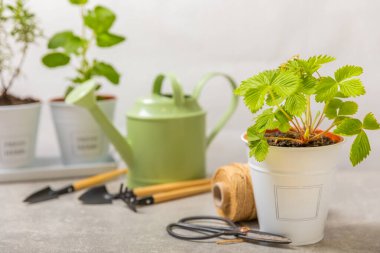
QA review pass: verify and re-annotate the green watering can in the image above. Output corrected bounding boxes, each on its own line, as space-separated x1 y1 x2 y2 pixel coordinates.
66 73 238 187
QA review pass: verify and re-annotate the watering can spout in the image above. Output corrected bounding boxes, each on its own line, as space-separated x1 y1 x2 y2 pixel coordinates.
65 80 134 167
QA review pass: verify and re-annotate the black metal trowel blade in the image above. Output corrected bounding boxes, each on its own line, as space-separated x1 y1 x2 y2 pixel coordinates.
24 186 59 204
79 185 114 204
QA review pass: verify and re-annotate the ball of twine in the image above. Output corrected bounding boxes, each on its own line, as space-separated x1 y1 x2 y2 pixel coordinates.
212 163 256 222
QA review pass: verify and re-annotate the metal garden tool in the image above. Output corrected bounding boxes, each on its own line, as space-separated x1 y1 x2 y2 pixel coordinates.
65 73 238 188
167 216 292 244
79 178 211 212
24 169 127 204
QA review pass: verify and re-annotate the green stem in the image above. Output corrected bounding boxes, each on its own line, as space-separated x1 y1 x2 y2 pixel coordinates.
313 102 328 133
294 117 303 133
307 95 312 130
79 6 90 80
313 115 325 132
299 116 306 129
311 111 321 131
308 123 336 142
269 90 301 132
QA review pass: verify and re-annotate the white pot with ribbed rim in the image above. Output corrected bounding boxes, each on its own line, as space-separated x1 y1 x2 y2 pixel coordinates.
242 132 344 246
50 97 115 165
0 103 41 168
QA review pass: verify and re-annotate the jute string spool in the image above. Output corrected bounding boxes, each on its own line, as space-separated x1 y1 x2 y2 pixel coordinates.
212 163 256 222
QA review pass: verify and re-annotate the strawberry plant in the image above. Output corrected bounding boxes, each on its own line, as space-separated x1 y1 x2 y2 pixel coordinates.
42 0 125 97
236 55 380 166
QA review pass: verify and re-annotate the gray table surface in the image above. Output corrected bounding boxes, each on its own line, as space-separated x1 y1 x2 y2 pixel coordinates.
1 168 380 253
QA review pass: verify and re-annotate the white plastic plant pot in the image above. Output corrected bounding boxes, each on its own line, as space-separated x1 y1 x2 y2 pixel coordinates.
242 133 344 246
50 97 115 165
0 103 41 169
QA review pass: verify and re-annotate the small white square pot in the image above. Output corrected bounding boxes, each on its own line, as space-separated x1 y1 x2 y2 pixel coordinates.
242 133 344 246
50 98 115 165
0 103 41 168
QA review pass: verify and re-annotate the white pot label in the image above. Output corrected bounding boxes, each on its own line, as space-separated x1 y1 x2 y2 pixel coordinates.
275 185 323 221
0 136 30 162
71 131 103 157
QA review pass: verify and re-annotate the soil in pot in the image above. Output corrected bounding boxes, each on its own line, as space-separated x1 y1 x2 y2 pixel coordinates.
0 93 38 106
264 130 339 147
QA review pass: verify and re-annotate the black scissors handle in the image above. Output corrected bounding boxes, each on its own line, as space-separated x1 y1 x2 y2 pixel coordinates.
178 215 236 227
167 223 225 240
167 215 292 244
167 215 243 240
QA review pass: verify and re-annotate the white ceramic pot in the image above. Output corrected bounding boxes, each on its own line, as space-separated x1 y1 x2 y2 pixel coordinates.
50 98 115 165
0 103 41 168
242 133 344 246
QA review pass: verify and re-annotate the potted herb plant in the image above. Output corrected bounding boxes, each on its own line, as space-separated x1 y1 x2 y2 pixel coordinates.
0 0 42 168
236 55 380 245
42 0 125 164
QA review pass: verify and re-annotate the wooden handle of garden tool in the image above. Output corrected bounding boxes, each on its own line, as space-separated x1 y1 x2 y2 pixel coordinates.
73 169 128 191
153 183 211 204
133 178 211 197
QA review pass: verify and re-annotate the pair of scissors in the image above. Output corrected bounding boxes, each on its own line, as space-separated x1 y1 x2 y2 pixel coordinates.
167 216 291 244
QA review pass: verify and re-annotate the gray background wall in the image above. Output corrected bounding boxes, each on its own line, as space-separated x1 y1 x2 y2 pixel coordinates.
9 0 380 171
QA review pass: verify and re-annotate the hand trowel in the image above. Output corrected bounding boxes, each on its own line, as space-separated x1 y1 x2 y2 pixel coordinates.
79 178 211 212
24 169 128 204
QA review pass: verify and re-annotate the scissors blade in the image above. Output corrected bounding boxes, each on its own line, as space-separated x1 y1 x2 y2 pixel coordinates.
241 230 292 244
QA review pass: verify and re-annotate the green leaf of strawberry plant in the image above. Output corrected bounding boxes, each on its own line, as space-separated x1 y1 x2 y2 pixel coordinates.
325 99 342 119
350 130 370 166
284 92 307 116
334 118 362 136
335 65 365 97
298 55 335 75
363 113 380 130
315 77 338 102
338 101 358 116
249 139 269 162
242 86 269 113
339 79 365 97
252 109 279 132
334 65 363 82
300 76 317 95
247 126 264 142
271 72 299 97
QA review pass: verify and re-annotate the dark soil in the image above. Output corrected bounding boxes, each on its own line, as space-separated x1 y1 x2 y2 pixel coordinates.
0 94 39 106
265 131 335 147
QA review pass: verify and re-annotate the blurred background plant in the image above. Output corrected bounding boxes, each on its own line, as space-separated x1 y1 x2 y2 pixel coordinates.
0 0 42 100
42 0 126 98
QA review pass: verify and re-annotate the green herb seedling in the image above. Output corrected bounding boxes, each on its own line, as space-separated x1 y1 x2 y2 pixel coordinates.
236 55 380 166
0 0 42 98
42 0 126 98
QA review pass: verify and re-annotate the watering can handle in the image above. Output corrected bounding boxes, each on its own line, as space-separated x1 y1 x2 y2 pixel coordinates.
152 74 185 107
193 73 238 147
